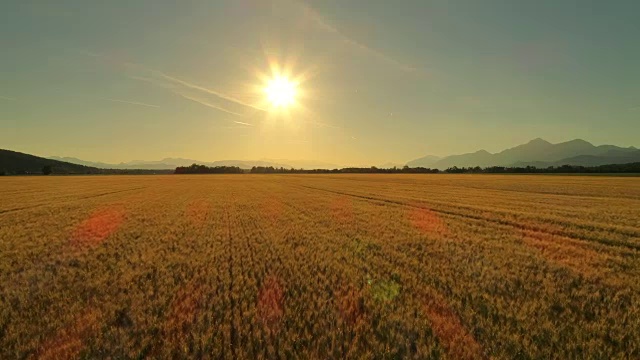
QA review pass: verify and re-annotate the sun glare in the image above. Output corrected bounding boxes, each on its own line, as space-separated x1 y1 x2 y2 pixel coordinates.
265 76 297 108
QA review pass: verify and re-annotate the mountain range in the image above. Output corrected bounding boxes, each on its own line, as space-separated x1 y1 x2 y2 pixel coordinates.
46 138 640 170
48 157 341 170
407 138 640 169
2 138 639 174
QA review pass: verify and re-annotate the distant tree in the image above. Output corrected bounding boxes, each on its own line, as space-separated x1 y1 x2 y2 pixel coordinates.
446 166 465 174
42 165 52 175
0 170 5 176
174 164 243 174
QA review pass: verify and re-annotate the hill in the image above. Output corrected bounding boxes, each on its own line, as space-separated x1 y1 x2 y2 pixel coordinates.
1 149 100 175
1 150 173 175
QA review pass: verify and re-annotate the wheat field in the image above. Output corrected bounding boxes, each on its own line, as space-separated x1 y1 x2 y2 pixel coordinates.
0 174 638 359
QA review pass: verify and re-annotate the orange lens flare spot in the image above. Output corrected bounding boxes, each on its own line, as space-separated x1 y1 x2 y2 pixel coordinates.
71 207 125 247
409 207 448 235
257 276 285 334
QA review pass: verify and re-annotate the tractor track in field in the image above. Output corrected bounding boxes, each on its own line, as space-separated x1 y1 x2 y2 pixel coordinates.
0 187 147 215
295 185 640 251
279 192 487 359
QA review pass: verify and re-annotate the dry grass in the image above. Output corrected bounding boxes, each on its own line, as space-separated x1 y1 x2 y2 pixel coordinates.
0 174 638 358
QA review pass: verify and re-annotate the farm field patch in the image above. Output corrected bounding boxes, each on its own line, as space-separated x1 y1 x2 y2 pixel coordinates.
1 174 639 358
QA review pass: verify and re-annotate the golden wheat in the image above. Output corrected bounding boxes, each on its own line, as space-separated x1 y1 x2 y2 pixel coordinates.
0 174 638 358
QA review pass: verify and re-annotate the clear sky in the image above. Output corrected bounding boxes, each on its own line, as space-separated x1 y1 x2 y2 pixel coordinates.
1 0 639 165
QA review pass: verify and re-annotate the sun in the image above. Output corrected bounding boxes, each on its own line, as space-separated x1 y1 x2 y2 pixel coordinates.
265 76 297 108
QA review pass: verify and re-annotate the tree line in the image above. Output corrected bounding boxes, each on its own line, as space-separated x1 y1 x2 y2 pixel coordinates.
171 163 640 175
3 162 639 176
174 164 244 174
443 163 640 174
249 166 440 174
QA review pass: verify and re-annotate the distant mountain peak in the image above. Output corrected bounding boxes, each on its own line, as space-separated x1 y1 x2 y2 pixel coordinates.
528 138 551 145
407 138 637 169
404 154 441 168
563 138 592 145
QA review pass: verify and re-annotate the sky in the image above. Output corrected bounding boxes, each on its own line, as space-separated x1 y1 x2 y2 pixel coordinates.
1 0 639 166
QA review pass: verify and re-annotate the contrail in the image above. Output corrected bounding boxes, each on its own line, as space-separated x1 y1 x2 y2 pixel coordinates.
154 71 268 112
295 0 425 75
47 87 159 110
101 97 160 108
81 51 268 114
127 75 174 90
175 92 245 116
233 121 254 126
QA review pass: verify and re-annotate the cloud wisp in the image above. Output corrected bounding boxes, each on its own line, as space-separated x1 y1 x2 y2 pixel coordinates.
81 51 267 117
50 87 159 110
127 66 271 117
153 71 268 113
81 50 351 134
295 0 425 75
0 96 17 102
132 73 250 117
176 92 245 117
101 97 160 108
234 120 254 126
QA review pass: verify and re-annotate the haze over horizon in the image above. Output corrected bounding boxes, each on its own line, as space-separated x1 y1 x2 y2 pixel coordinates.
42 137 640 167
2 0 639 165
